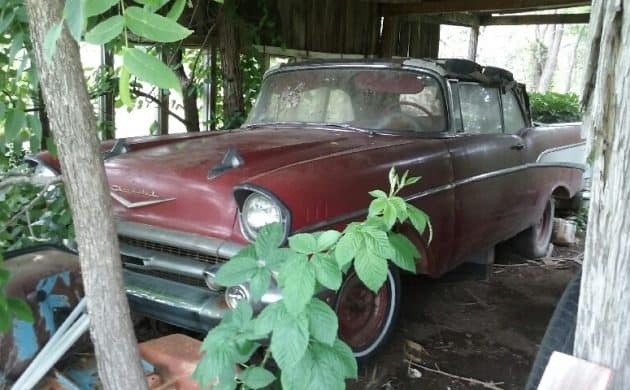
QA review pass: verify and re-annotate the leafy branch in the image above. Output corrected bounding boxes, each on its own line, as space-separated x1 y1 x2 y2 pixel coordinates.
194 168 432 389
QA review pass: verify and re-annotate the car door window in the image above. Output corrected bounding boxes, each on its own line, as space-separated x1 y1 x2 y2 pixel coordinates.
459 84 502 134
502 90 526 134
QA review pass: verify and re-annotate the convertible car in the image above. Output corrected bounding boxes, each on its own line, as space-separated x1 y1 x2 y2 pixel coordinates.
27 58 585 360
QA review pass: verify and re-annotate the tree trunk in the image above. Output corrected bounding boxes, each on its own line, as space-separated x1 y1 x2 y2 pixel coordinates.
538 25 564 92
561 31 584 93
24 1 148 389
171 49 200 133
468 25 479 61
218 0 244 128
530 25 550 89
574 0 630 388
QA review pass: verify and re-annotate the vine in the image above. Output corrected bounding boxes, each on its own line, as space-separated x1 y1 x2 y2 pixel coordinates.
194 168 431 389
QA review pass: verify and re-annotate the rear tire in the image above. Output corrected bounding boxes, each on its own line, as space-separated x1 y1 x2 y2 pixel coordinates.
526 272 581 390
512 198 555 259
334 267 401 362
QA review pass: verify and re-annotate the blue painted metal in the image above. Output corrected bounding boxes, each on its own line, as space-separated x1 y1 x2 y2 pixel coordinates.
35 271 72 334
11 320 39 362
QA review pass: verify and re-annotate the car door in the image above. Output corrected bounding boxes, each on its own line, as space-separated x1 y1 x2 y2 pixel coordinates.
445 82 530 266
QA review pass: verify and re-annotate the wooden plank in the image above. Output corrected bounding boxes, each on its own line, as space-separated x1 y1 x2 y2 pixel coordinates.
382 0 591 16
538 352 612 390
468 25 479 61
481 13 590 25
404 12 481 27
380 16 399 57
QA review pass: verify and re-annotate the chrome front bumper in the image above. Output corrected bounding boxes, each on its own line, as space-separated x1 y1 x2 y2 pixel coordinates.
124 269 227 332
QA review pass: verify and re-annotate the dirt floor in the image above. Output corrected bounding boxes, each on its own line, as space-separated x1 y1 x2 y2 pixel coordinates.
348 242 583 390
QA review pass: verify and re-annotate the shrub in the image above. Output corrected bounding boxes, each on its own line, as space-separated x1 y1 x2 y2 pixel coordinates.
529 92 582 124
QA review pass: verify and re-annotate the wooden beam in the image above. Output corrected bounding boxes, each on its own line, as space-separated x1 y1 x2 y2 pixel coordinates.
382 0 591 16
481 13 590 25
402 12 481 27
468 25 479 61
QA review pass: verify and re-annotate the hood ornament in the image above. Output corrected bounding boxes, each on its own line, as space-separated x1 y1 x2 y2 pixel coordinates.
110 185 175 209
208 147 245 179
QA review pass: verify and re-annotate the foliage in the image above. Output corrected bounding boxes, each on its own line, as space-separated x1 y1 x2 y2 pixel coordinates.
193 169 432 389
0 254 34 332
529 92 582 124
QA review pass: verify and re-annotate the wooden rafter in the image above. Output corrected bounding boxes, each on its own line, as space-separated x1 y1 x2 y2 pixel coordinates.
381 0 591 16
481 13 590 25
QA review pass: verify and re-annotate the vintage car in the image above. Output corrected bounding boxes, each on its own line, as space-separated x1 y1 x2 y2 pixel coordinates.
28 58 585 360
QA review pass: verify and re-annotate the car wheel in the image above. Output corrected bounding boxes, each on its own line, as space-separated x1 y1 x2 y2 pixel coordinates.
513 198 555 259
526 272 581 390
334 267 401 362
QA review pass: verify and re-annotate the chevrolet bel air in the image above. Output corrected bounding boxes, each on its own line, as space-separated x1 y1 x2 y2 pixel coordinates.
29 58 585 360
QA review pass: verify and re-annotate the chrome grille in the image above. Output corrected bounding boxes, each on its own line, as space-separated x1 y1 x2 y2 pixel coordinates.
118 236 227 265
123 266 206 288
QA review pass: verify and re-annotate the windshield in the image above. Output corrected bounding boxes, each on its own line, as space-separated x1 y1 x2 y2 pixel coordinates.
245 68 447 133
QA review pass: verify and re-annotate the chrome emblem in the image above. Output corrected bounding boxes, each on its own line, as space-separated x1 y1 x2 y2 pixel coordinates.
110 185 175 209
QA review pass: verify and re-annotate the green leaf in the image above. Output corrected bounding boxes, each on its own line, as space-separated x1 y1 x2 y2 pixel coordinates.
288 233 318 254
311 253 342 290
306 298 337 346
270 310 309 370
239 366 276 389
215 256 258 287
0 307 10 332
279 253 316 315
309 342 346 390
369 189 387 198
281 348 314 389
134 0 169 12
84 15 123 45
86 0 118 17
353 249 388 293
122 47 181 92
249 268 271 302
316 230 341 252
124 6 193 43
389 233 418 273
118 68 133 108
334 230 360 269
253 302 282 336
0 269 10 287
382 202 397 229
63 0 86 41
332 338 358 379
4 109 25 142
388 167 397 193
223 302 252 328
390 197 408 222
44 21 63 64
166 0 187 20
7 298 33 322
368 197 387 218
254 222 284 259
362 226 395 260
407 204 430 240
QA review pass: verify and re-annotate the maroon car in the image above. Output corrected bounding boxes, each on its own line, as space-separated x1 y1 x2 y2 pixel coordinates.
30 58 585 359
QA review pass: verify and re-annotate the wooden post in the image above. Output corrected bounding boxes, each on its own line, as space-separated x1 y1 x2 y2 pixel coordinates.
574 0 630 388
218 0 244 128
409 21 440 58
380 16 399 58
210 45 218 131
468 25 479 61
99 47 115 139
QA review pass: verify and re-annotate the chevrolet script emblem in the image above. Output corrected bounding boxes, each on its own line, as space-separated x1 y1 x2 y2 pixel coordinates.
110 185 175 209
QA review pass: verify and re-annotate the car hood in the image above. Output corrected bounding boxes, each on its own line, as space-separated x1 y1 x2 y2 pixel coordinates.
105 127 405 241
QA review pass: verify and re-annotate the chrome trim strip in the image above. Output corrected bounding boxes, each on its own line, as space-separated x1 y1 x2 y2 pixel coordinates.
116 221 243 259
110 192 176 209
536 141 587 163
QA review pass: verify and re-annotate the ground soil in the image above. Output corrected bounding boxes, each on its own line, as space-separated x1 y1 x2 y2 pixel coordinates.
348 241 583 390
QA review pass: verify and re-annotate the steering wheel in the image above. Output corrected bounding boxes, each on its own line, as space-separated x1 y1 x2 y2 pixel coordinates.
381 101 435 132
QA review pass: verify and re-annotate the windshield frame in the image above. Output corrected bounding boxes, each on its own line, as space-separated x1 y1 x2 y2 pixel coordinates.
245 63 453 136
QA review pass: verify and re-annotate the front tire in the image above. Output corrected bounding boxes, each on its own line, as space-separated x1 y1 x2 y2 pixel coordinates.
512 198 555 259
334 267 401 361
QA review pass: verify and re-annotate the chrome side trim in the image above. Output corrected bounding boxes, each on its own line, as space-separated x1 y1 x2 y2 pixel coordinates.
116 221 243 259
295 161 584 233
536 141 587 163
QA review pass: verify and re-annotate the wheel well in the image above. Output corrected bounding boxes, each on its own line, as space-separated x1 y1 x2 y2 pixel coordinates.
552 186 571 200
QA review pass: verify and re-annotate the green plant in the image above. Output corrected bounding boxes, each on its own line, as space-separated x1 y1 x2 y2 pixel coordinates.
529 92 582 124
193 168 431 389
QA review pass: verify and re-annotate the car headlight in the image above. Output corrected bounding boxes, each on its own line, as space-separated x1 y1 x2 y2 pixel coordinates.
236 187 290 242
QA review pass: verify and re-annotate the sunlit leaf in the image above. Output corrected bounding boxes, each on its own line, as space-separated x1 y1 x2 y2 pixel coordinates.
86 0 118 17
122 47 181 92
166 0 187 20
84 15 123 45
306 298 337 346
43 21 63 64
63 0 86 41
124 6 192 43
239 366 276 389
